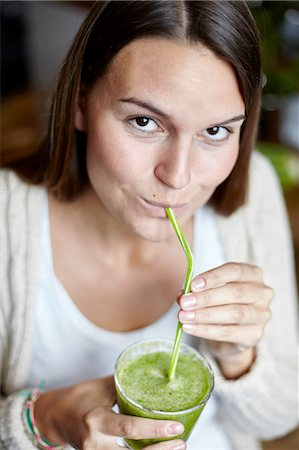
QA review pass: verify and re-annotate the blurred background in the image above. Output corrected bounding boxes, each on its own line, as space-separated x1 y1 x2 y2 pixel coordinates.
0 1 298 448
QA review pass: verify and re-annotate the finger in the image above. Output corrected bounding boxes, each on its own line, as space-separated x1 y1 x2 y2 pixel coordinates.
191 263 263 291
182 323 263 347
176 289 184 304
179 304 271 326
180 283 273 309
82 433 120 450
88 408 184 440
115 437 186 450
144 439 186 450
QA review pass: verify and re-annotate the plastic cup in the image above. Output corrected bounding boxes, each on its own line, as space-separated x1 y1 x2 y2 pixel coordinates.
114 338 214 450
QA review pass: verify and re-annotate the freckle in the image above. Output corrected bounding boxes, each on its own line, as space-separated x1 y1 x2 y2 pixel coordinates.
153 194 156 198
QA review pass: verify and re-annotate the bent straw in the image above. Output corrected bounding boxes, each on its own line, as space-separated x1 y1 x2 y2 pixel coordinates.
165 207 194 380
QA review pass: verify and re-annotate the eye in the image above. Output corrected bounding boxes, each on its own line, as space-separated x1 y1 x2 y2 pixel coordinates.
202 126 231 142
129 116 160 133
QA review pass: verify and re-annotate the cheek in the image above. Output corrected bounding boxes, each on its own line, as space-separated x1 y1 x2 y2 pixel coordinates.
85 129 141 183
198 145 239 187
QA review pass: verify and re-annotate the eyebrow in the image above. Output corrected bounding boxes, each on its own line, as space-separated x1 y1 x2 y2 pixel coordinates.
119 97 245 126
119 97 172 120
216 115 246 126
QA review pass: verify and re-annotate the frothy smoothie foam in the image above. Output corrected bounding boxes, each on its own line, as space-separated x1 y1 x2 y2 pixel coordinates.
115 338 214 449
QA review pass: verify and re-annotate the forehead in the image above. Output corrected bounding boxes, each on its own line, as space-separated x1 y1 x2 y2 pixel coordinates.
96 37 244 120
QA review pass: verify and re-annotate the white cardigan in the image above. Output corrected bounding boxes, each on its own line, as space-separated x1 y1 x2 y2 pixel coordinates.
0 152 298 449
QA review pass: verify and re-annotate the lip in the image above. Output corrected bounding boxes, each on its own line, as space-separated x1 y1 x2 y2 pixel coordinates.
140 197 187 218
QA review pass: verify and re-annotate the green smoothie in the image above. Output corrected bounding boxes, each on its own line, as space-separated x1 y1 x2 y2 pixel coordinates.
114 338 214 450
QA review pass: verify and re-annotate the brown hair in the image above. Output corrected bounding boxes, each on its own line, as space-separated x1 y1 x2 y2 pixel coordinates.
7 0 261 215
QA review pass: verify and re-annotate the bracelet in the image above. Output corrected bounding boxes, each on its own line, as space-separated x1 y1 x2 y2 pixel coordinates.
22 389 65 450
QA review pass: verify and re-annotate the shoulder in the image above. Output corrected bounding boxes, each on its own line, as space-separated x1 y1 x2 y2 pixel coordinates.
1 168 34 194
0 169 31 207
215 151 290 260
223 150 284 221
246 151 289 233
249 149 276 175
0 169 46 292
0 169 45 210
247 150 282 203
0 169 46 253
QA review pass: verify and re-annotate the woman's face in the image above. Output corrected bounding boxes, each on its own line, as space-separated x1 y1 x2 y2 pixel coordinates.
75 38 245 241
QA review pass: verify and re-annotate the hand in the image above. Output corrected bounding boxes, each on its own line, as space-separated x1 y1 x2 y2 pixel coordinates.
178 262 273 377
34 376 186 450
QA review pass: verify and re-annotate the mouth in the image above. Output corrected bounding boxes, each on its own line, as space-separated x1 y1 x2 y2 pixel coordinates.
140 197 188 218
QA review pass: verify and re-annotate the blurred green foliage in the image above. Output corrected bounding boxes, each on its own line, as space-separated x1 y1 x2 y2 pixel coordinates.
249 1 299 96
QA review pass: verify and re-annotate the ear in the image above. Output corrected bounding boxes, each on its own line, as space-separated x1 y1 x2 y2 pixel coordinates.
75 91 87 132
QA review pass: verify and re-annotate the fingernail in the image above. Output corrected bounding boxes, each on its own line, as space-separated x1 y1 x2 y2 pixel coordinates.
181 295 196 309
173 444 186 450
182 323 196 332
166 423 184 436
191 277 206 291
179 311 195 322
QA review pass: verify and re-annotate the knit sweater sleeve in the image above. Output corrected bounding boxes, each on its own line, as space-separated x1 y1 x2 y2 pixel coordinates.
212 152 299 442
0 170 44 449
0 394 41 450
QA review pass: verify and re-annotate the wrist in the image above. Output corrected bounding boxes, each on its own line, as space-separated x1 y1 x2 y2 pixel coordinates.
217 347 256 379
34 382 93 446
34 391 68 446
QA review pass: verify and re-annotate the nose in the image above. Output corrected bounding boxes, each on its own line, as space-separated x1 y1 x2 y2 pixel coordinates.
154 139 192 189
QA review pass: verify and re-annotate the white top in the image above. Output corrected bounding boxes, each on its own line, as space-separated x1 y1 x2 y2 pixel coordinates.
2 153 298 450
27 196 231 449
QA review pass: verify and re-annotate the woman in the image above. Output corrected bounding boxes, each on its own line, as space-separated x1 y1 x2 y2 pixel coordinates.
0 1 298 449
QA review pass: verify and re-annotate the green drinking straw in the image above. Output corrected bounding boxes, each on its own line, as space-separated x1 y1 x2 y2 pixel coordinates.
165 207 194 380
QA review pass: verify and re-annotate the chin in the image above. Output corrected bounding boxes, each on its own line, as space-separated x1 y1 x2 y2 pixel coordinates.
130 218 173 243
